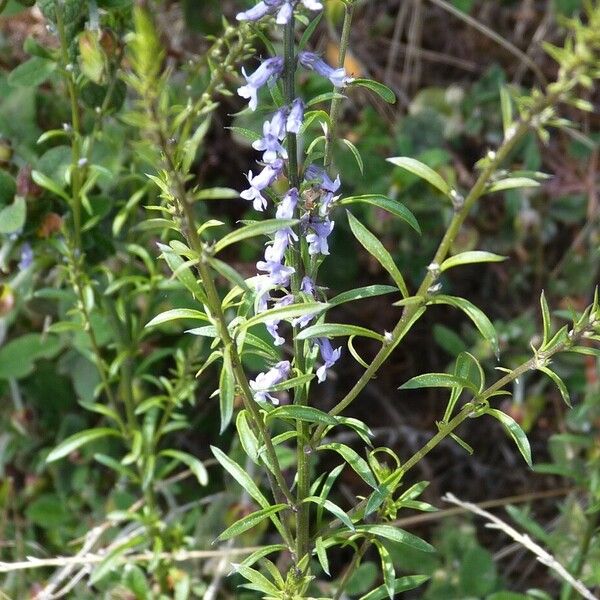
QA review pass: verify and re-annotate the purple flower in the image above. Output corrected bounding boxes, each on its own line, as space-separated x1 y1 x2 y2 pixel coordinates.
257 250 295 286
241 159 283 211
18 242 33 270
236 0 283 22
292 276 317 328
306 218 334 255
286 98 305 134
298 51 354 88
276 0 293 23
250 360 291 404
238 57 285 111
253 117 289 164
276 188 298 220
266 293 293 345
304 164 341 215
316 338 341 383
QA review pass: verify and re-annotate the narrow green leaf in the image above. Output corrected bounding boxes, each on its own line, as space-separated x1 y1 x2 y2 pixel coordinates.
373 540 396 600
486 177 541 193
486 408 532 468
315 536 330 576
347 211 408 297
217 504 287 541
210 446 269 509
341 138 363 174
340 195 420 233
329 285 398 307
219 353 235 433
90 534 145 584
214 219 298 253
236 410 259 464
267 405 338 426
31 170 70 201
356 524 435 553
358 576 430 600
386 156 450 196
440 251 507 272
304 496 354 530
299 11 323 50
297 323 384 342
537 365 571 407
239 544 287 568
351 78 396 104
266 373 314 393
146 308 208 328
500 86 513 137
159 449 208 485
47 428 122 463
8 57 56 88
195 187 239 200
232 563 280 595
399 372 478 393
428 295 498 354
318 443 377 488
540 291 552 347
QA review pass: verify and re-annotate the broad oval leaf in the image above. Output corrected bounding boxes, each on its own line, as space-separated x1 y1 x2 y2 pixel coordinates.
297 323 384 342
0 197 26 234
214 218 299 253
146 308 208 328
399 372 478 393
340 195 420 233
216 504 287 541
47 428 122 463
387 156 450 196
440 251 507 272
486 408 532 468
347 211 408 297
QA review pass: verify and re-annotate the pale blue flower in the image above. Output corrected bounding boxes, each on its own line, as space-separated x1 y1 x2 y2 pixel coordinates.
253 117 289 163
286 98 305 134
266 293 293 345
316 338 341 383
19 242 33 270
236 0 282 22
241 159 283 211
298 51 354 88
238 57 284 111
292 276 317 328
250 360 291 403
276 188 298 220
306 218 334 255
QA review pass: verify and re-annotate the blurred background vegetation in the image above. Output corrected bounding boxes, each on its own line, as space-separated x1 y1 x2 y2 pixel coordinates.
0 0 598 597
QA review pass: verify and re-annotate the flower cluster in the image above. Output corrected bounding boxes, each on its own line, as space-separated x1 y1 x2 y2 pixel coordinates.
236 0 354 397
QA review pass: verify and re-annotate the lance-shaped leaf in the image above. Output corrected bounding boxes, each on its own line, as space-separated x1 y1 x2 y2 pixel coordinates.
195 187 240 200
351 78 396 104
428 295 498 355
329 285 398 307
267 405 338 427
358 576 430 600
145 308 208 328
340 195 420 233
158 243 207 303
387 156 451 196
355 524 435 553
241 302 328 331
216 504 287 541
486 408 532 468
303 496 354 530
219 352 235 433
159 449 208 485
47 428 123 463
399 372 478 393
236 410 259 464
373 540 396 600
485 177 540 194
347 211 408 297
440 251 507 272
500 86 513 137
537 365 571 407
239 544 287 569
214 218 298 253
342 138 364 174
318 443 377 488
540 291 552 347
232 564 280 595
315 536 330 576
297 323 384 342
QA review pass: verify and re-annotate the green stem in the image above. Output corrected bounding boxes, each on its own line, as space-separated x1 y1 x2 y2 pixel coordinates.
323 1 355 173
283 13 311 563
311 116 533 446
